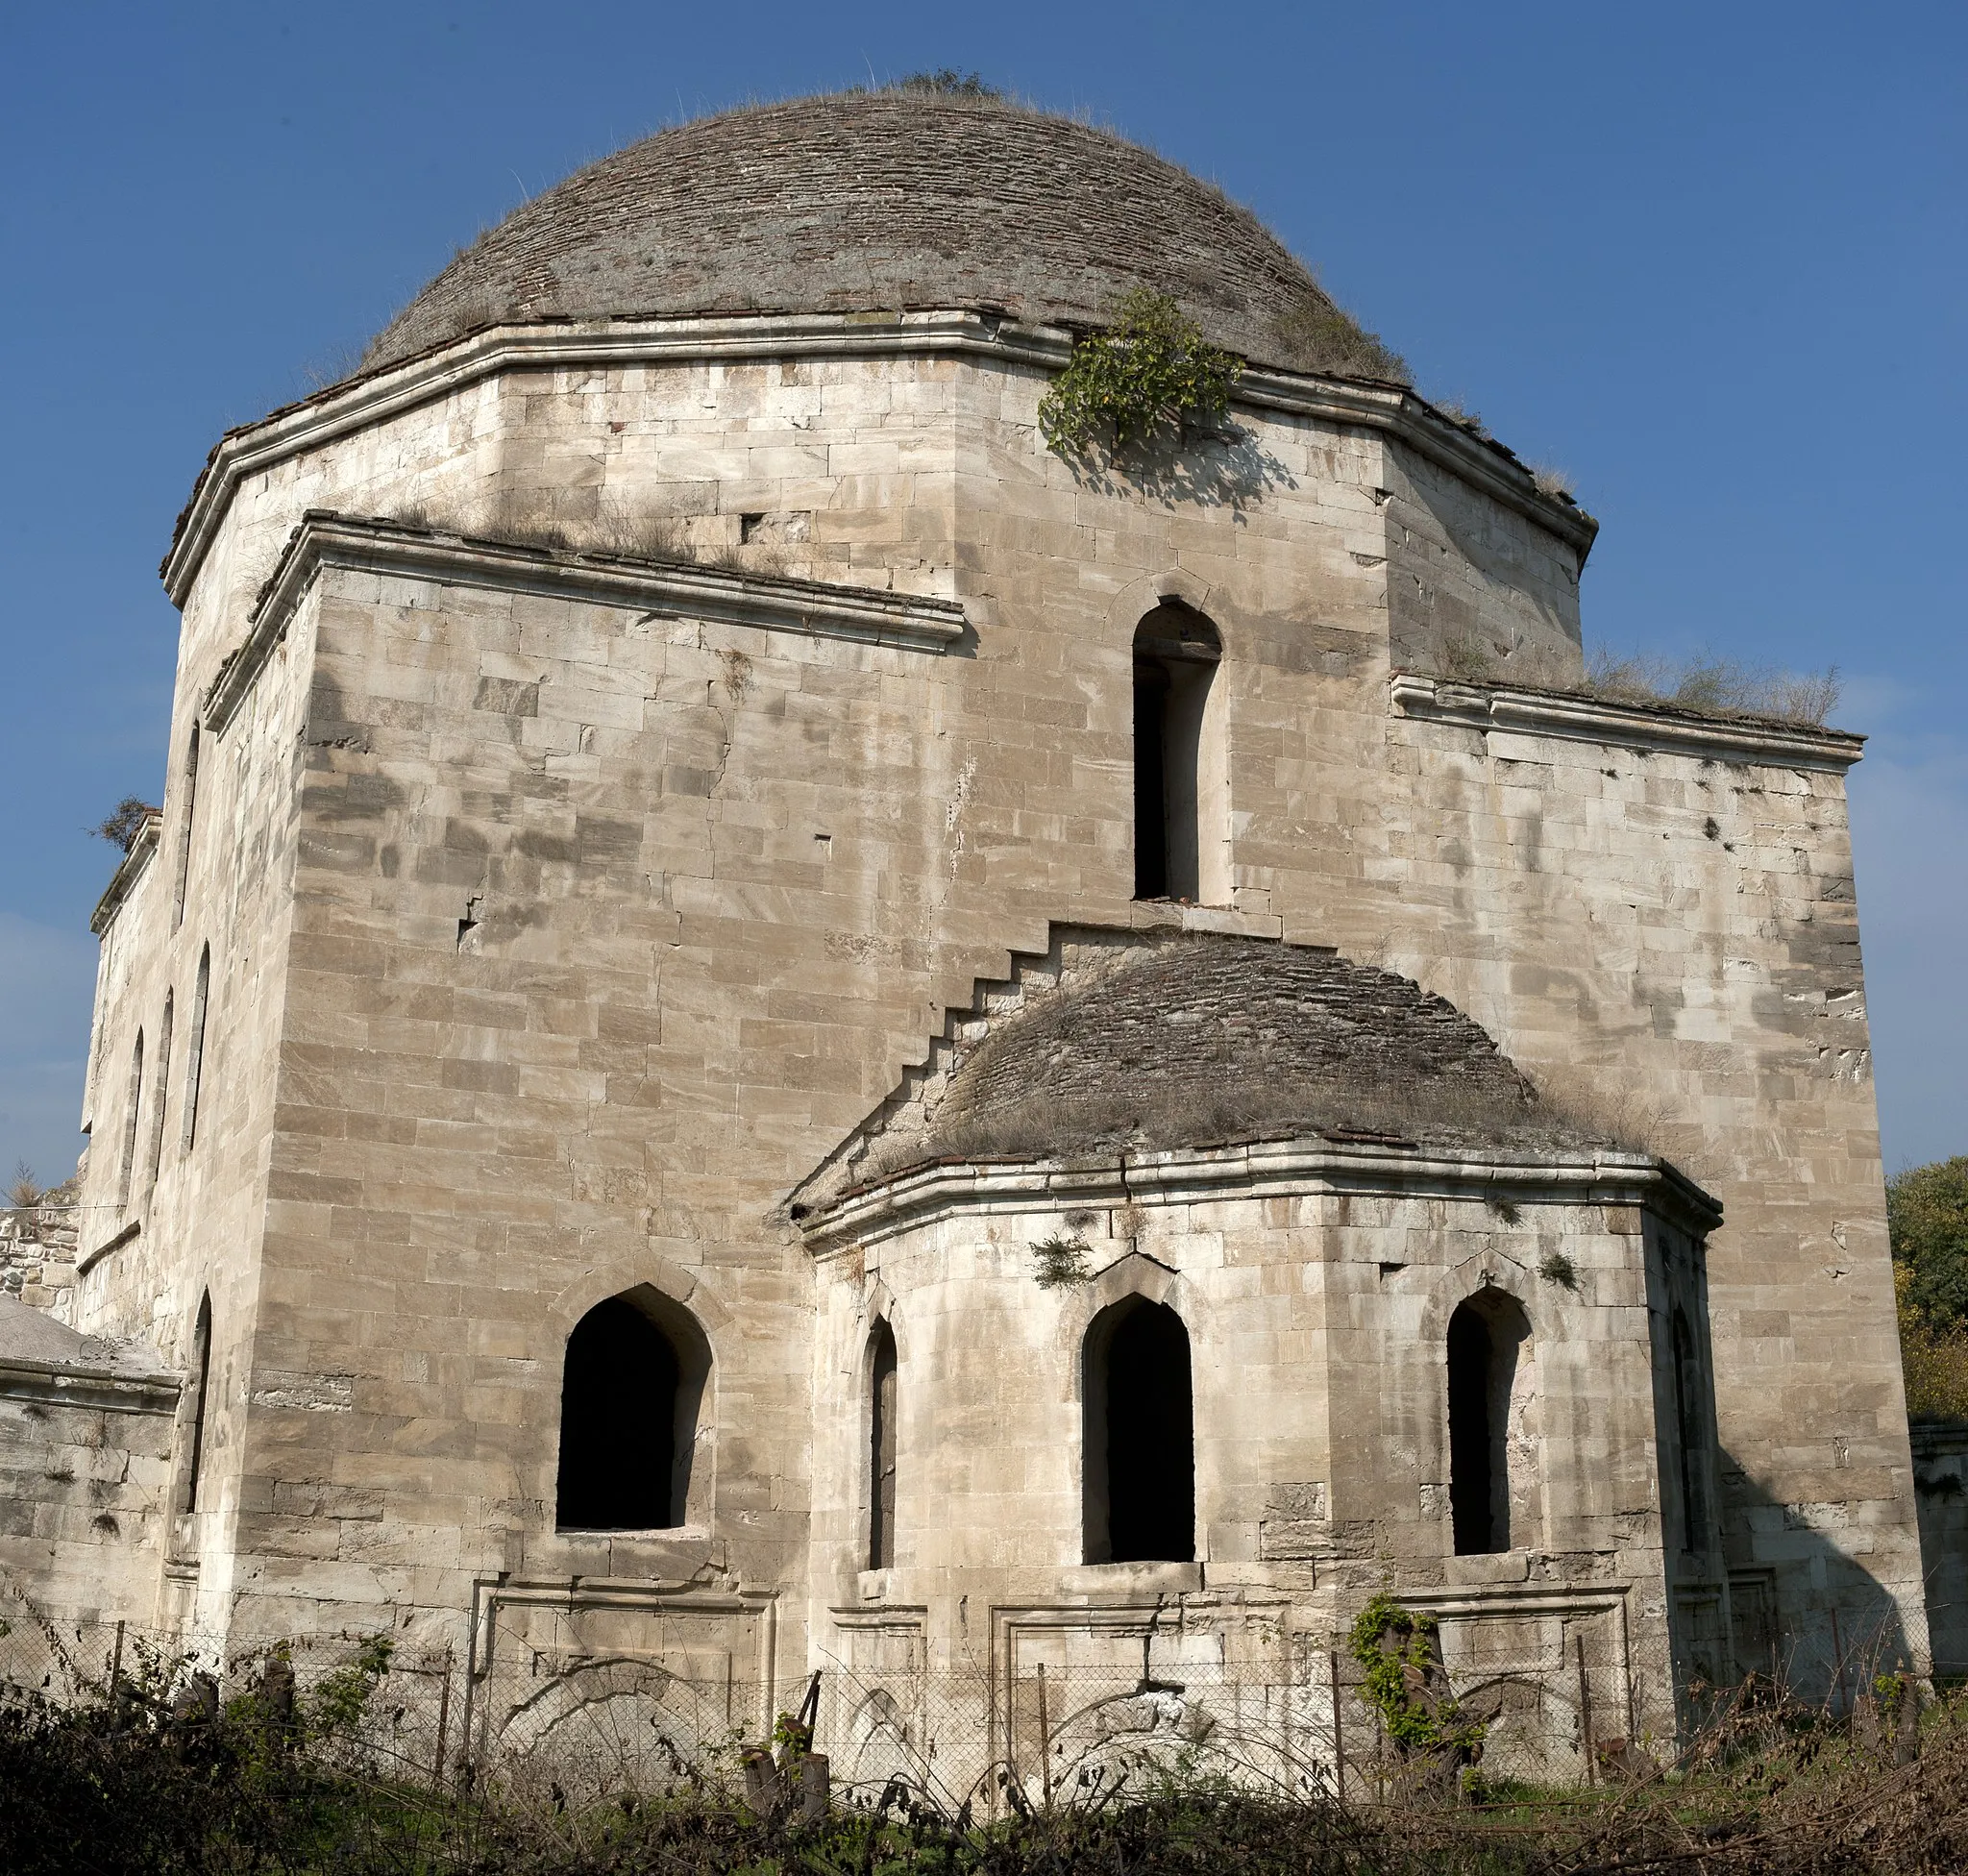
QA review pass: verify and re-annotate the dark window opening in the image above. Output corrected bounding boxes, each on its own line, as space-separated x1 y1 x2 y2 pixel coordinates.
1132 605 1221 902
183 946 209 1153
144 991 173 1204
1447 1291 1531 1555
182 1293 212 1515
554 1292 708 1531
172 723 199 933
1085 1296 1195 1564
869 1320 898 1570
1672 1307 1708 1553
115 1031 144 1215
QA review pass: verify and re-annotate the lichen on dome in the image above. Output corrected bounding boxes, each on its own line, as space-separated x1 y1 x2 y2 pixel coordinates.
362 89 1406 383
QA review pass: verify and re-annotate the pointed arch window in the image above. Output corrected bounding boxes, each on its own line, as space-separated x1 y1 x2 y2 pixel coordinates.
1132 604 1226 904
172 722 200 932
144 992 173 1204
115 1031 144 1215
868 1319 898 1570
182 1293 212 1515
1447 1290 1536 1555
1084 1296 1195 1564
182 946 209 1153
554 1290 711 1531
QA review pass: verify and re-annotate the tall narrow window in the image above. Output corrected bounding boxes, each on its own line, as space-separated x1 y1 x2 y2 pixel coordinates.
1671 1307 1708 1553
868 1320 898 1569
1447 1290 1535 1555
144 992 173 1204
172 723 200 932
115 1031 144 1215
182 1293 212 1515
182 946 209 1152
555 1289 710 1531
1084 1296 1195 1564
1132 604 1224 903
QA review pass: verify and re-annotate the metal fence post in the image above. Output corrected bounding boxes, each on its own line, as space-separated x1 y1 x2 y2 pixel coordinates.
1328 1649 1345 1804
1036 1664 1053 1808
1575 1632 1595 1785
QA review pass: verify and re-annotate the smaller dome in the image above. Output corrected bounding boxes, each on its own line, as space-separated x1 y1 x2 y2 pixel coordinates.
925 934 1548 1161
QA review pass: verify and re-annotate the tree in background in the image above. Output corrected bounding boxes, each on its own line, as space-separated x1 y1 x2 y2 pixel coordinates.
1892 1156 1968 1421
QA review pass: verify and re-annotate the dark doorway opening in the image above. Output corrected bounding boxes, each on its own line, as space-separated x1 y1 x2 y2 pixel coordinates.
1132 605 1221 901
869 1320 898 1569
555 1294 702 1530
1085 1297 1195 1564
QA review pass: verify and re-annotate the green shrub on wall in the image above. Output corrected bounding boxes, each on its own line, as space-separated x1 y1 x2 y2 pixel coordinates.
1039 290 1242 459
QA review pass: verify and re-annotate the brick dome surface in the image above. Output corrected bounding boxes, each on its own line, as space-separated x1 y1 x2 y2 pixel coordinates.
364 92 1390 378
900 934 1591 1168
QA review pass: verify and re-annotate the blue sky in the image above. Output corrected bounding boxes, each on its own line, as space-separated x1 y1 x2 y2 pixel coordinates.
1 2 1961 1187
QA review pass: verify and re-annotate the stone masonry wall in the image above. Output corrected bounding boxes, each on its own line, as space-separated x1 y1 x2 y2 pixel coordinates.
64 332 1917 1702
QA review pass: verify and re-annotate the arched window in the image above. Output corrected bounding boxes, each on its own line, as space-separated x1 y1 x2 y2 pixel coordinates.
554 1289 710 1531
115 1030 144 1215
868 1319 898 1570
182 1293 212 1516
1446 1290 1535 1555
1132 604 1226 904
144 991 174 1204
182 947 209 1152
1671 1307 1709 1553
1084 1296 1194 1564
172 723 200 932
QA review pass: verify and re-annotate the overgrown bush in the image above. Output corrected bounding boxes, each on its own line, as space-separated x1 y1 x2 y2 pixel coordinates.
92 796 157 852
1890 1156 1968 1334
1040 290 1243 458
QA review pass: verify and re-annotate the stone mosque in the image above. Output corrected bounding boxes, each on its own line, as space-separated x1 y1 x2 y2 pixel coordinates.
0 89 1932 1776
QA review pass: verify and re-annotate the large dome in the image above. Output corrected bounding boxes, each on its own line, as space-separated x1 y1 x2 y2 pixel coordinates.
363 90 1403 382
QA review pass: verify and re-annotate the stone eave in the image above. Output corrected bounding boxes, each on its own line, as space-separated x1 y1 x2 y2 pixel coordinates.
1390 673 1865 772
203 510 969 735
796 1136 1723 1256
160 309 1596 606
0 1353 179 1416
88 813 163 936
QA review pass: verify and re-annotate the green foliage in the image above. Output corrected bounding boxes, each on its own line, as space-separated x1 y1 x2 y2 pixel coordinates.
1890 1156 1968 1333
1348 1593 1487 1760
1039 290 1243 459
1030 1233 1092 1288
302 1632 392 1740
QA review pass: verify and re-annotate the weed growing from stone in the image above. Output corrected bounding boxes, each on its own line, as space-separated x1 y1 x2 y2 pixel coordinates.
1040 290 1242 459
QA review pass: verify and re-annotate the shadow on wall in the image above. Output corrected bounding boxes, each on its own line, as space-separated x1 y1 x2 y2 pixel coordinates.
1063 422 1296 516
1717 1444 1921 1703
1911 1424 1968 1680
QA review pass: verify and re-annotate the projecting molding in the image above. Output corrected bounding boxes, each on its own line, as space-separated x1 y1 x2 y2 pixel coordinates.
89 813 162 935
202 510 970 735
1390 672 1866 771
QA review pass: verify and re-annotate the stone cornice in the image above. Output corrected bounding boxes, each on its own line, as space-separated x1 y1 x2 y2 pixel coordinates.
798 1135 1722 1255
1390 673 1866 772
0 1353 179 1416
203 510 969 735
161 309 1595 605
89 813 163 936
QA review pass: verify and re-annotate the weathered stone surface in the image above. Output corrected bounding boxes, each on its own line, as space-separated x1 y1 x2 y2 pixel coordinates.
23 101 1928 1771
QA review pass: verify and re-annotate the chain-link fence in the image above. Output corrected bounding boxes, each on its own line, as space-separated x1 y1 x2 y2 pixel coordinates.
5 1586 1956 1814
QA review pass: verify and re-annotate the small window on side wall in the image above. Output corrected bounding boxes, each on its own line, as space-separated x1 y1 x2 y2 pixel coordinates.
554 1289 711 1531
868 1319 898 1570
1132 604 1227 904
